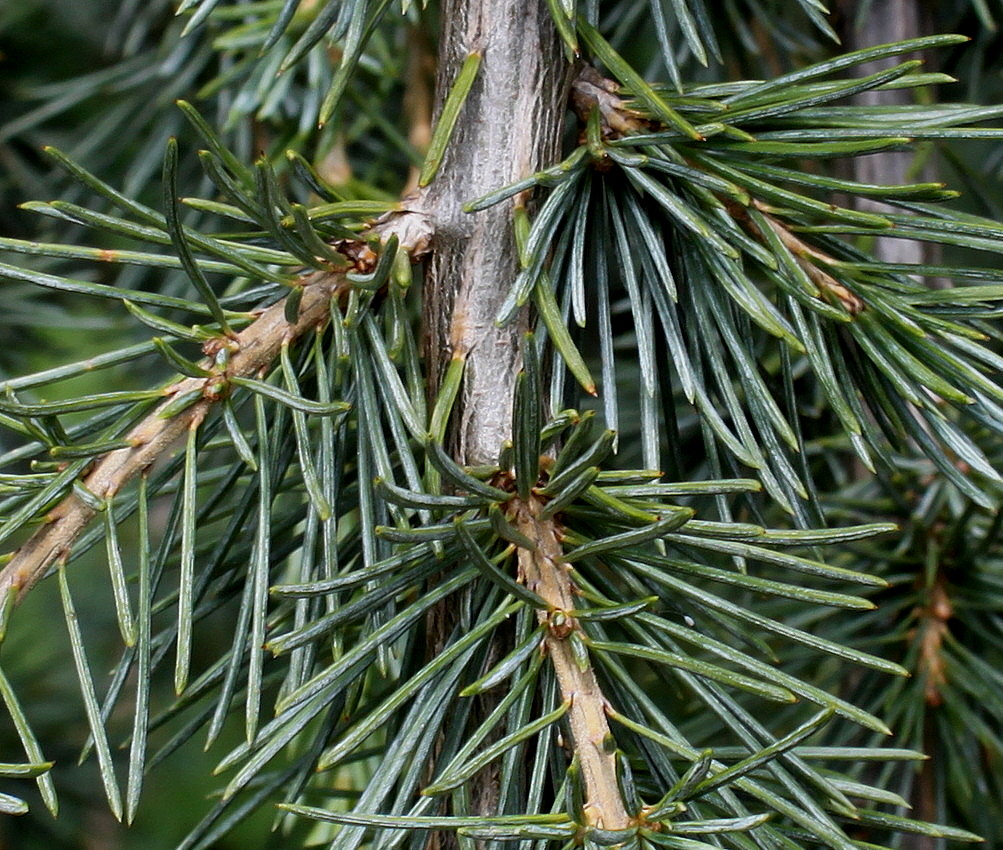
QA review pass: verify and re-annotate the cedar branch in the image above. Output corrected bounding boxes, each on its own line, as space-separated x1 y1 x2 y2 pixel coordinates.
419 0 570 466
0 270 347 604
511 495 631 831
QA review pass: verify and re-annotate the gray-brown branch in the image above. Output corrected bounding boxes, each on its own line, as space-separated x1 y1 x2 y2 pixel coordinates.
420 0 572 465
0 270 346 603
414 0 574 832
512 496 631 830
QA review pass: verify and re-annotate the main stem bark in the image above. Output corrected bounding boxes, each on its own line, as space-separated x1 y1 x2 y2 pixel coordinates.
419 0 569 834
422 0 570 464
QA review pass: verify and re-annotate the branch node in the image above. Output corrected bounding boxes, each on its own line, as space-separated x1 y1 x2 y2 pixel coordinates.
570 65 655 140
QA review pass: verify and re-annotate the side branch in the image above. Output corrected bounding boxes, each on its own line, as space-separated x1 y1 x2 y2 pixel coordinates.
511 496 631 831
729 200 865 315
0 270 347 603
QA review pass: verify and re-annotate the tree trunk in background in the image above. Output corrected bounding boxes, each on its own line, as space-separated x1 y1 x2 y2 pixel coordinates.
838 0 927 266
839 7 943 845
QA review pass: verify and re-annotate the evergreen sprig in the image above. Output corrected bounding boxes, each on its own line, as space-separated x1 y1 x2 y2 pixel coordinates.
2 1 1003 848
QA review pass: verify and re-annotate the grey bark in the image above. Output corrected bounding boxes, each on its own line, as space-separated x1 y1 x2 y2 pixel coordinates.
839 0 928 266
839 7 945 846
415 0 571 836
421 0 571 464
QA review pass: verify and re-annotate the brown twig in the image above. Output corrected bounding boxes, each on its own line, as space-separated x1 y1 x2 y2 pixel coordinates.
733 200 866 316
911 573 953 844
0 269 348 604
914 578 953 707
510 495 631 831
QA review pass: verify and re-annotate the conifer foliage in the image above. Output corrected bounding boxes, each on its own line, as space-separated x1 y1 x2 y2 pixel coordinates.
1 0 1003 847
